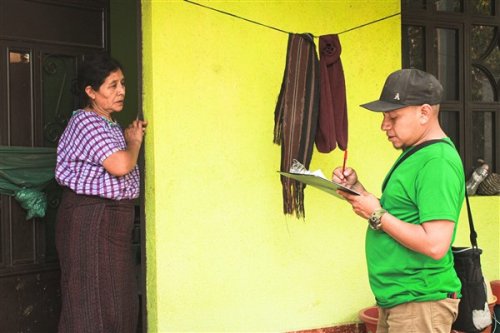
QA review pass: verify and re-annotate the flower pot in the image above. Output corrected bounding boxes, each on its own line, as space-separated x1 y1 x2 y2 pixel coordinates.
491 280 500 305
358 306 378 333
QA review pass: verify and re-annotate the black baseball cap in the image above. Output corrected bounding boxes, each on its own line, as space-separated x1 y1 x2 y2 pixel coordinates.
360 69 443 112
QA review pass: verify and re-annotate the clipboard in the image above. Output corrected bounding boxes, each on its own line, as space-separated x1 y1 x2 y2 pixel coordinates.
279 171 361 198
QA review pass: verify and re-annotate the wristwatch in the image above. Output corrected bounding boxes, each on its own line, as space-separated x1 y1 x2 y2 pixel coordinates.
368 208 387 230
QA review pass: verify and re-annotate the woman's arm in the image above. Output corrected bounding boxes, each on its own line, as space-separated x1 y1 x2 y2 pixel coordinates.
103 119 147 176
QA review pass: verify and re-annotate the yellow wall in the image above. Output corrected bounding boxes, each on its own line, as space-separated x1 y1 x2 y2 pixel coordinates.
141 1 500 332
455 196 500 285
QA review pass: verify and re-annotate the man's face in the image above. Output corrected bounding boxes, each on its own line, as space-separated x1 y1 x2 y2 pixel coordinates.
380 106 422 149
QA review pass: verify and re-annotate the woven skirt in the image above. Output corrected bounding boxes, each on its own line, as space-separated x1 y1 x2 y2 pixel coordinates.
55 188 138 333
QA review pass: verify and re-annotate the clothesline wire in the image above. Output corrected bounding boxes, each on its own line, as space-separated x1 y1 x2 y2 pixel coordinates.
184 0 400 37
336 12 400 35
184 0 290 35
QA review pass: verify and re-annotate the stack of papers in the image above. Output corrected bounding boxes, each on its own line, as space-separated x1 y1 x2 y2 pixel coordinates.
279 159 360 198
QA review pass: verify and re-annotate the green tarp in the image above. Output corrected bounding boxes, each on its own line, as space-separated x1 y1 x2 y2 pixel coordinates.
0 146 56 219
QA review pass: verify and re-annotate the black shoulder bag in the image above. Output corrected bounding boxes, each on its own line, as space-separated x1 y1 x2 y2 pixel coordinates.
451 192 492 332
382 139 491 332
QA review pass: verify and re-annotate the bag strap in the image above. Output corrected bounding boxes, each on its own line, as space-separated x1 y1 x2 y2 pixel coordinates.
380 138 478 249
382 139 447 191
464 191 478 248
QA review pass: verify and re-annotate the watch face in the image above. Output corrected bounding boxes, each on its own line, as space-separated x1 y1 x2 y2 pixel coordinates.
369 216 381 230
368 209 385 230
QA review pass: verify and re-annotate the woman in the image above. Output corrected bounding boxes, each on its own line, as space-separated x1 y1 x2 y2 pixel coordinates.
55 54 147 333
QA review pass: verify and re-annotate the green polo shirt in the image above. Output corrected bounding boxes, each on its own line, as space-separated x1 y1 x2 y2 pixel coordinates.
366 138 464 308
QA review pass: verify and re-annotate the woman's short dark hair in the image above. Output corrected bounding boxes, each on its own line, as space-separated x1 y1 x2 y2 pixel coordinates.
72 53 123 107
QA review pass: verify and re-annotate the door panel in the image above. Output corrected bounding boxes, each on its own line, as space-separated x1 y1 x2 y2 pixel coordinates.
0 0 106 49
0 1 108 331
0 44 67 331
42 54 78 147
8 49 34 147
0 270 61 333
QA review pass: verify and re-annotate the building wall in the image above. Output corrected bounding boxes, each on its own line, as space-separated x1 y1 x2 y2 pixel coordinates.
141 1 499 332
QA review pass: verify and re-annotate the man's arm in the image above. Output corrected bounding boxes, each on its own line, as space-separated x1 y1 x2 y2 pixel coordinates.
378 214 455 260
337 190 455 260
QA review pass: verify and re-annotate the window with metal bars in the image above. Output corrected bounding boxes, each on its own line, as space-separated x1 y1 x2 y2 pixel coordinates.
401 0 499 176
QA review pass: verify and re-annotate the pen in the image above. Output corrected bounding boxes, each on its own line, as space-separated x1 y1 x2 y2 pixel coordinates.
342 149 348 175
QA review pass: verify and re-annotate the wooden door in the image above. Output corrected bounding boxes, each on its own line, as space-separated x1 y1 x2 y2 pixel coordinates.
0 1 109 331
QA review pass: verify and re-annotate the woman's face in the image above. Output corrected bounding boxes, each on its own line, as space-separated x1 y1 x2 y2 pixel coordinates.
87 69 126 117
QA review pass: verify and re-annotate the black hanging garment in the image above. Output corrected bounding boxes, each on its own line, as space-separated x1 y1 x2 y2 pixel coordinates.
274 33 320 217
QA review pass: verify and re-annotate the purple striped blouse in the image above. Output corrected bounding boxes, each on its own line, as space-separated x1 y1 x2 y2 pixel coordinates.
55 110 140 200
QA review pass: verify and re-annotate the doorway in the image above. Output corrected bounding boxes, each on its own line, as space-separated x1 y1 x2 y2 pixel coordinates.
0 0 145 331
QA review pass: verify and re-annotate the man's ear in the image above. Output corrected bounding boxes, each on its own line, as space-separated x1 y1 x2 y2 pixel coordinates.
419 104 432 124
85 85 95 101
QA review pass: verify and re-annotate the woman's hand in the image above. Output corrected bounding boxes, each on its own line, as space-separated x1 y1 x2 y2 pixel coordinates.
124 120 148 145
103 119 148 177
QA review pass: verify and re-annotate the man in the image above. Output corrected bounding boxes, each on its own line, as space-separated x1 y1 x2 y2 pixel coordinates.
333 69 464 333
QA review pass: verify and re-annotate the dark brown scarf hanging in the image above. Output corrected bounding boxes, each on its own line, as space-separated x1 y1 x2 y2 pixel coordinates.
274 33 319 218
316 34 348 152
